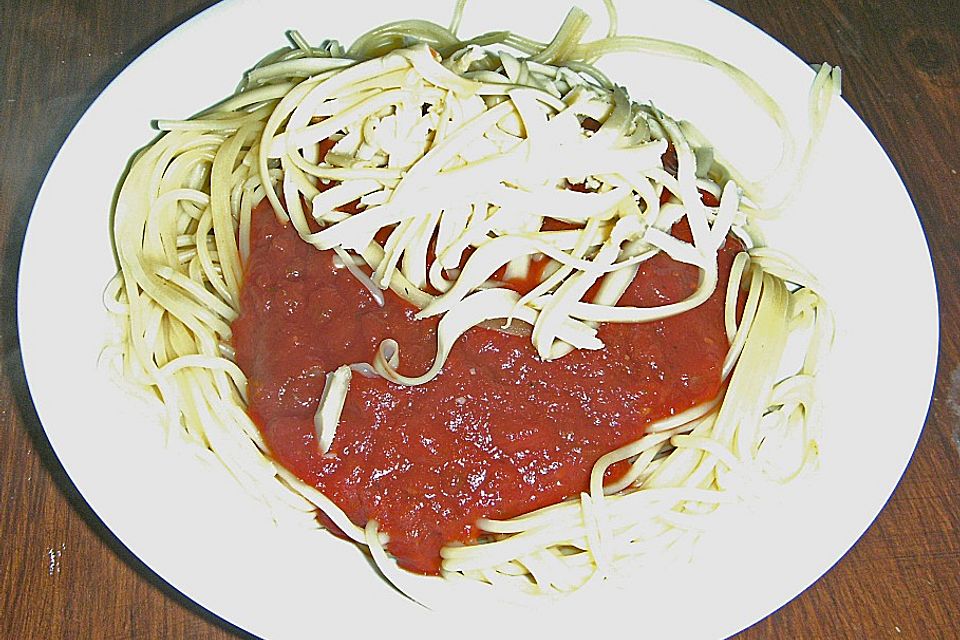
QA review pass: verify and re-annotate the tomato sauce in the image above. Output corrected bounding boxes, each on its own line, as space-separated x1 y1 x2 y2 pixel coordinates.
232 201 740 575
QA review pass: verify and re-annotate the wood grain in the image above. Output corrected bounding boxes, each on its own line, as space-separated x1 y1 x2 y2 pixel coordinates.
1 1 956 638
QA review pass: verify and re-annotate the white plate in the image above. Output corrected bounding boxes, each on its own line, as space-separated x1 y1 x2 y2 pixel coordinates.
18 0 938 638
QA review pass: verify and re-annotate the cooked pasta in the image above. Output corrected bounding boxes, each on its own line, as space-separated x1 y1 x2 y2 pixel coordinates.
107 1 838 601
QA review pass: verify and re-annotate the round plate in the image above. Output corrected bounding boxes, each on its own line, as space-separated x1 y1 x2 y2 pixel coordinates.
18 0 938 638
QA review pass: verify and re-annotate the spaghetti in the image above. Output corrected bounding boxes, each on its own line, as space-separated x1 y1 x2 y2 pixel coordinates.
107 1 839 600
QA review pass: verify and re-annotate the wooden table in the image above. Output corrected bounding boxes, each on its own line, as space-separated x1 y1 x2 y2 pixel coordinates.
1 1 957 637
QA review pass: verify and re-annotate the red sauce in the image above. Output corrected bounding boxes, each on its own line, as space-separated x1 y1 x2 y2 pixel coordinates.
233 201 740 575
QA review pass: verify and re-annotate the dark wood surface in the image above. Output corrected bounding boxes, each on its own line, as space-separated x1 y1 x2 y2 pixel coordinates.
1 1 957 638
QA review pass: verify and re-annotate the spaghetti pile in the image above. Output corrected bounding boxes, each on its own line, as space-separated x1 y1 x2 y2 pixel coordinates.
107 2 839 599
